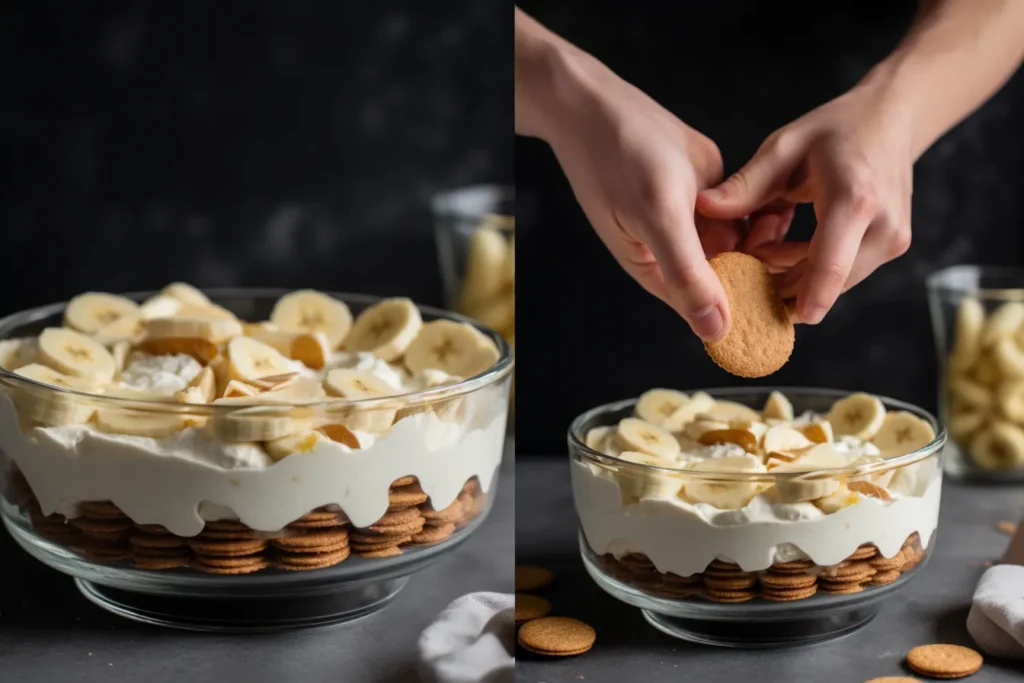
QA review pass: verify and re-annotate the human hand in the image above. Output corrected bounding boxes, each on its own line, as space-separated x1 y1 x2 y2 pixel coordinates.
696 84 914 324
537 53 744 341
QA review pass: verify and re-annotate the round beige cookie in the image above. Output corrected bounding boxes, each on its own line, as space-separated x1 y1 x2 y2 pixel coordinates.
703 252 794 378
906 644 983 679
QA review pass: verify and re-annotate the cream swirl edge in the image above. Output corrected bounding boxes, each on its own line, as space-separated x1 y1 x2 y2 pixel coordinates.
0 394 507 537
571 460 941 576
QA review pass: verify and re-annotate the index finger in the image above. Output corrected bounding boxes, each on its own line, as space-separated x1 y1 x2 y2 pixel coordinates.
799 197 871 324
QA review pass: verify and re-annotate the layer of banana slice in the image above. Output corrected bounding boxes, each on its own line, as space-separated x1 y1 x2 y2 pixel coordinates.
801 420 834 444
139 294 183 320
768 444 847 503
992 335 1024 380
950 297 985 370
998 380 1024 423
265 430 331 462
681 456 767 509
969 421 1024 470
949 375 993 411
324 368 399 433
10 364 96 425
175 366 216 404
404 320 499 378
871 410 937 458
700 400 762 424
63 292 140 334
344 298 423 362
762 424 814 455
615 451 685 501
146 316 243 344
826 393 886 440
92 314 147 347
270 289 353 350
37 327 117 387
207 404 315 442
161 282 213 308
948 410 987 443
457 227 509 313
662 391 716 432
980 302 1024 349
584 425 614 451
615 417 680 460
95 408 204 438
813 485 861 513
635 388 690 428
227 337 294 384
0 338 38 371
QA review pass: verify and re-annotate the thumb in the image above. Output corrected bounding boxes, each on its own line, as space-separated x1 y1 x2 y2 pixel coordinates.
641 215 730 342
697 137 797 219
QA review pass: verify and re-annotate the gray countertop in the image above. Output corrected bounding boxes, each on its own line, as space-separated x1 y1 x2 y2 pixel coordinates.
0 442 514 683
515 458 1024 683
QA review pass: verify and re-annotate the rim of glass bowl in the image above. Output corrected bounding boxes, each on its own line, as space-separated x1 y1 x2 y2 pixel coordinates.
432 184 514 228
0 288 513 415
927 265 1024 302
567 387 946 484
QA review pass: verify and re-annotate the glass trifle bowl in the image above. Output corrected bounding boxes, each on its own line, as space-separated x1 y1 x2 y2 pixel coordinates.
928 265 1024 482
0 286 512 632
569 387 945 647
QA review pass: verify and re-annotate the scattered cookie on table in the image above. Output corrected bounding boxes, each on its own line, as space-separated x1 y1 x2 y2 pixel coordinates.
514 594 552 624
515 565 554 591
703 251 794 378
996 520 1017 535
863 678 922 683
905 644 983 679
517 617 596 657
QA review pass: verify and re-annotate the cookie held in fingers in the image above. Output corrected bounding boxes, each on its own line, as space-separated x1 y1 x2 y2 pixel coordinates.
703 252 794 378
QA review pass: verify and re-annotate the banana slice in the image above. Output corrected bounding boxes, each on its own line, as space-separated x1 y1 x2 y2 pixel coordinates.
96 408 203 437
503 236 515 287
37 327 116 387
813 485 861 513
457 227 508 312
111 341 132 375
324 368 399 432
270 289 353 349
227 337 294 383
615 417 680 460
146 316 243 343
950 297 985 370
981 302 1024 349
92 313 147 347
344 298 423 362
10 364 96 425
584 425 614 452
468 293 515 335
222 380 261 398
615 451 684 501
161 282 212 308
139 294 183 320
948 410 987 443
234 376 326 405
0 338 37 371
175 366 216 404
761 390 794 421
826 393 886 439
662 391 716 431
871 410 937 457
249 372 299 392
801 420 834 444
770 465 842 503
763 424 814 455
208 402 315 442
208 355 232 395
972 355 1002 386
970 421 1024 470
265 431 326 462
993 336 1024 380
997 380 1024 423
290 332 332 370
683 418 731 441
948 375 993 411
702 400 762 424
404 320 499 378
681 456 766 509
696 428 758 453
137 337 219 365
63 292 140 334
635 389 690 427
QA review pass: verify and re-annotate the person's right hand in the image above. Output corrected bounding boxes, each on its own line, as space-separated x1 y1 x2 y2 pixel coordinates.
536 50 742 342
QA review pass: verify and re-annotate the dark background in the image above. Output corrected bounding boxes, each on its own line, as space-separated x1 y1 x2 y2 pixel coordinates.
0 0 511 308
515 0 1024 454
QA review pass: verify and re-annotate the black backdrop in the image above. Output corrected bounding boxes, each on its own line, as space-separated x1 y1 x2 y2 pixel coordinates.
1 0 511 308
515 0 1024 454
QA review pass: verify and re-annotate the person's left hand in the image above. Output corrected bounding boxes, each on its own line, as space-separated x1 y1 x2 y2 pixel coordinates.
695 83 914 324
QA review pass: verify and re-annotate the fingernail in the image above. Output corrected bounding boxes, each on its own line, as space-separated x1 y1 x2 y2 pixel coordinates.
701 187 725 202
802 305 827 325
691 305 725 340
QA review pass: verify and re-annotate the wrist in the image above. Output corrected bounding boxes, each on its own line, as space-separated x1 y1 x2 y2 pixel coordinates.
855 54 931 160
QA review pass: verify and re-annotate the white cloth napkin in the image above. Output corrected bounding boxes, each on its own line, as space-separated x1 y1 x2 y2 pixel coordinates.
418 592 516 683
967 564 1024 659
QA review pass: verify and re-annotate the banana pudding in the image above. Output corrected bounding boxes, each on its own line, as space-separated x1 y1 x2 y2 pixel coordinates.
0 286 511 573
571 388 944 603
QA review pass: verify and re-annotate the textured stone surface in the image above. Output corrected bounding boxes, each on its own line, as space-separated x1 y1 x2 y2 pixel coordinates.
515 0 1024 453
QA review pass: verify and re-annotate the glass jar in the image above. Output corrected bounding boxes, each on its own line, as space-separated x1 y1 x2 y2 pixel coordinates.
569 387 944 647
433 185 515 420
0 289 512 631
928 265 1024 482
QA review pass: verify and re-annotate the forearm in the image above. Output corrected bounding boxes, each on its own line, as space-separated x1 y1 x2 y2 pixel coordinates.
862 0 1024 160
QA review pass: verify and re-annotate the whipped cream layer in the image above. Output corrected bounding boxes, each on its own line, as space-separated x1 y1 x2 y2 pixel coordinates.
572 456 941 576
0 349 508 536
